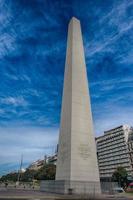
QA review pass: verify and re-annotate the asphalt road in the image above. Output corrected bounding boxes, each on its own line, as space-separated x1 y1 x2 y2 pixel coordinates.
0 188 133 200
0 188 58 199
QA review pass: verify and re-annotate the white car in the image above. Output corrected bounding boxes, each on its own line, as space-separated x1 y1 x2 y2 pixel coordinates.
113 187 125 193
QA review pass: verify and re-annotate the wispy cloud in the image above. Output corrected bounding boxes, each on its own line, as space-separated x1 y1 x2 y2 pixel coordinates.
85 0 133 66
1 96 28 107
0 126 58 174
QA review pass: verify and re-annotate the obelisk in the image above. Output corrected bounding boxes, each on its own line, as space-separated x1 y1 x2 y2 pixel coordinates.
56 17 101 194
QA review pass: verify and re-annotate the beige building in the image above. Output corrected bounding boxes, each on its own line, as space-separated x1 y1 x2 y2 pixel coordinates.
47 154 57 165
96 125 133 180
28 159 44 171
28 154 57 171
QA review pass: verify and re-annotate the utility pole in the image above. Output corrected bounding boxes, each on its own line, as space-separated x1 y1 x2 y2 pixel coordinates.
44 155 47 165
16 154 23 186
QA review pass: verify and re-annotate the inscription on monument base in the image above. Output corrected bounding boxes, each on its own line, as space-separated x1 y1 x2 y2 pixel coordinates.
78 144 90 159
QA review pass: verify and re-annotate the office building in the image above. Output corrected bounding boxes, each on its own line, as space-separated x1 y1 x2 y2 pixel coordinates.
96 125 133 180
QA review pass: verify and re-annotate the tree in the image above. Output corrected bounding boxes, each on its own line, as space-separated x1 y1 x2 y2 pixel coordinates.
0 172 18 182
35 164 56 180
21 169 36 182
0 164 56 182
112 166 128 188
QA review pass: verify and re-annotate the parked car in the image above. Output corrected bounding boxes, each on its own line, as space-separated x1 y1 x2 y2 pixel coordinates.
113 187 125 193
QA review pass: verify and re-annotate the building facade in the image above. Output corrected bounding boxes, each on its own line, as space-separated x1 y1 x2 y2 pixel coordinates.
128 128 133 170
27 155 57 171
28 159 44 171
47 154 57 165
96 125 133 180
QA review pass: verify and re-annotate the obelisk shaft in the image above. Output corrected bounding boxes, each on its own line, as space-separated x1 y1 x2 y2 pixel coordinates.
56 17 100 184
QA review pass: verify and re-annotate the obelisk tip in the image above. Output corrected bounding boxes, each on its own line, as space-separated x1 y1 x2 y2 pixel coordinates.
69 17 80 23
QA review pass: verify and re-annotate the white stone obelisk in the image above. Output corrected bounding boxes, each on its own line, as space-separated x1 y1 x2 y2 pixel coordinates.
56 17 101 193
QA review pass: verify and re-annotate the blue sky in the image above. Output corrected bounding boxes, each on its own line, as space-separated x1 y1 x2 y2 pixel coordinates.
0 0 133 175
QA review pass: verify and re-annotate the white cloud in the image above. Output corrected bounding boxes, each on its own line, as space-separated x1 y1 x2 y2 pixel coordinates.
94 106 133 136
85 0 133 63
1 96 28 107
0 126 58 166
0 33 16 58
99 1 133 25
90 77 133 91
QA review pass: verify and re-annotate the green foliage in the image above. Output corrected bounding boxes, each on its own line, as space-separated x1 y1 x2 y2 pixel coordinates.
21 169 36 182
0 172 18 182
0 164 56 182
35 164 56 180
112 166 128 188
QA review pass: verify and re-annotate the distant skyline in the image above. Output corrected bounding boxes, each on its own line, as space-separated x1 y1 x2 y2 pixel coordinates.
0 0 133 175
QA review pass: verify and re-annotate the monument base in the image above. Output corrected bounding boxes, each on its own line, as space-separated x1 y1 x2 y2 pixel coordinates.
40 180 101 195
